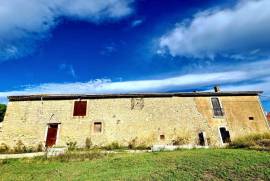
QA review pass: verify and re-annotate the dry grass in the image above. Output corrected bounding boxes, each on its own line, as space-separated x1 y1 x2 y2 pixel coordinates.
229 132 270 150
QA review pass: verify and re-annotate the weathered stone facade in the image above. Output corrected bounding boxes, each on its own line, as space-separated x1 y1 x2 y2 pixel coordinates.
0 92 269 148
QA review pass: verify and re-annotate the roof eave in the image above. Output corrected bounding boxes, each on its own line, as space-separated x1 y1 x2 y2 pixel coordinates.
7 91 263 101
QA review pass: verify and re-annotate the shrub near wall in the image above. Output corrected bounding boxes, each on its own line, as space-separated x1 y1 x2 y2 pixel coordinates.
0 143 9 153
0 141 44 154
229 133 270 150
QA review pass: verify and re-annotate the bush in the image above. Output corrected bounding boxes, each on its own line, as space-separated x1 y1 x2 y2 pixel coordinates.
134 144 150 150
14 140 27 153
229 132 270 150
127 138 150 150
128 138 137 149
0 143 9 153
172 136 189 145
0 142 44 154
26 146 34 153
85 137 92 150
36 142 44 152
66 141 77 151
104 142 121 150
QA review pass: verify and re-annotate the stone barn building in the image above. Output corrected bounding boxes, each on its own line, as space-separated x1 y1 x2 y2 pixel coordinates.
0 88 269 148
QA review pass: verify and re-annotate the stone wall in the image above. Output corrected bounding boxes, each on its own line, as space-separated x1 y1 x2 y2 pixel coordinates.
195 96 269 146
0 95 269 148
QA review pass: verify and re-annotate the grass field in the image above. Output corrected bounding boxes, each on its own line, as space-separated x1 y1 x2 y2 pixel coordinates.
0 149 270 181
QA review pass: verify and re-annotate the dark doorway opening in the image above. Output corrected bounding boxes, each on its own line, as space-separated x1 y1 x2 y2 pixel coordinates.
46 124 59 147
219 127 231 143
198 132 205 146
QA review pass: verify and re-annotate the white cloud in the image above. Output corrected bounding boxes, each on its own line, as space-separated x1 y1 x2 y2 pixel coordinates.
1 60 270 103
0 0 133 60
159 0 270 58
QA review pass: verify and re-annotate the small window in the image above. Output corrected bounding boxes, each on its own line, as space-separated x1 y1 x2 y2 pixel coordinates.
73 101 87 116
211 98 224 117
249 116 254 120
160 135 165 140
94 122 102 133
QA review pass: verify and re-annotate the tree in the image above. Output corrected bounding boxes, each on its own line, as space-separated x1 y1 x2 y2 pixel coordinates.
0 104 6 122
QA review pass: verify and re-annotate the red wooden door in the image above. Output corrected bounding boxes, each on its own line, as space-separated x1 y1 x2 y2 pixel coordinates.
46 124 58 147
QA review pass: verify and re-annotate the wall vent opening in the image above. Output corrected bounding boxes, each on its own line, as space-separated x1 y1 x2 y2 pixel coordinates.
249 116 254 120
160 135 165 140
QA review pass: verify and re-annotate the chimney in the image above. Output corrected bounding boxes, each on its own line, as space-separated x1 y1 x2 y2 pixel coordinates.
214 85 221 92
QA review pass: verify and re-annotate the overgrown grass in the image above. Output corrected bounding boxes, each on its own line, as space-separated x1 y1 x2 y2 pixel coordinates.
229 132 270 150
0 149 270 180
0 141 43 154
46 149 106 162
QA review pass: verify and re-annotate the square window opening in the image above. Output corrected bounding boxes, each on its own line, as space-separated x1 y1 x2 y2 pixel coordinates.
94 122 102 133
160 135 165 140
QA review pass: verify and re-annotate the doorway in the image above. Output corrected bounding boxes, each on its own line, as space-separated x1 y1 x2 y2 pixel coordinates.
198 132 206 146
219 127 231 144
46 124 59 147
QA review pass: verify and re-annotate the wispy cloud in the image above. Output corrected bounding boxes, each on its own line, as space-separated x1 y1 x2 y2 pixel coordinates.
0 0 134 61
159 0 270 59
131 19 144 27
100 42 117 56
59 64 77 78
1 60 270 104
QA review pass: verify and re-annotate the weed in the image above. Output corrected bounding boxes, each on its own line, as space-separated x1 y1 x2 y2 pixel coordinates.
104 142 121 150
14 140 27 153
36 142 44 152
0 143 9 153
128 138 137 149
172 136 189 145
48 149 105 162
66 141 77 151
85 137 92 150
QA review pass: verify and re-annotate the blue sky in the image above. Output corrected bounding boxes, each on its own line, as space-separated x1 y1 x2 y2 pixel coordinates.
0 0 270 112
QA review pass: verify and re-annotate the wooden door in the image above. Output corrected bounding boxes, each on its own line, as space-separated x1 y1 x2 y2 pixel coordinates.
46 124 58 147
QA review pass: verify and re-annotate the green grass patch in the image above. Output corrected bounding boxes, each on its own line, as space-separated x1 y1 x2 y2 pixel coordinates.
0 149 270 180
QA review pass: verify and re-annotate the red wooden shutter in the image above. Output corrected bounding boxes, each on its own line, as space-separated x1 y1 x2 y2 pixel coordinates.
73 101 87 116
